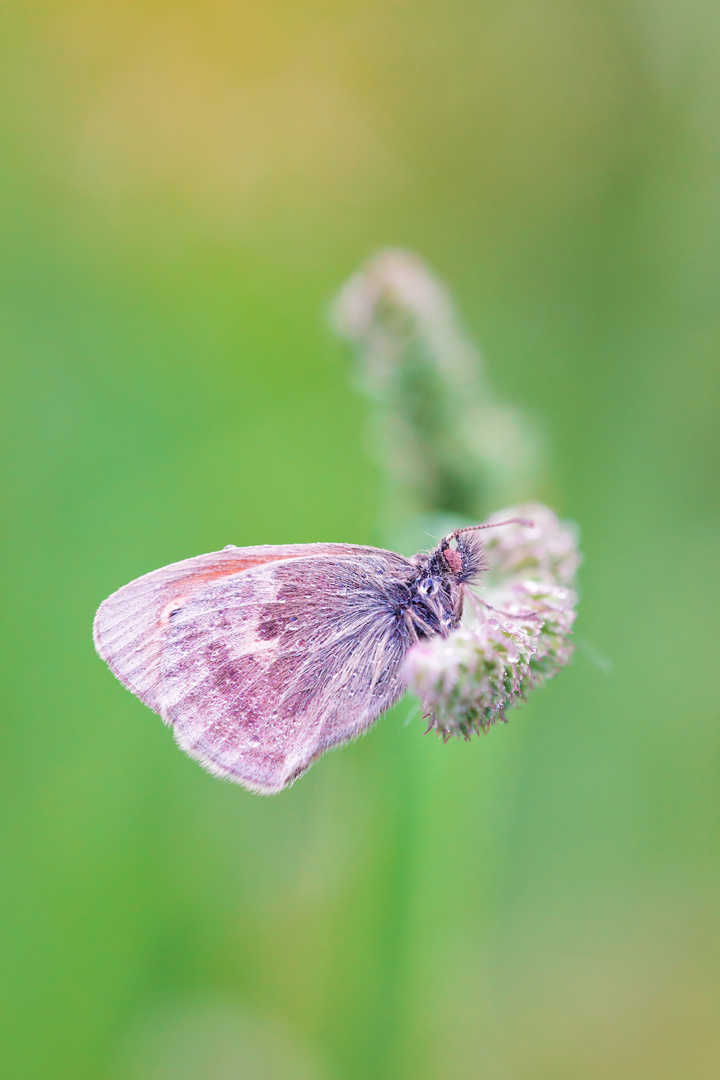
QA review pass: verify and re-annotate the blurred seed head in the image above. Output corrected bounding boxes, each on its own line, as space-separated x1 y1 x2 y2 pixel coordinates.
331 249 544 532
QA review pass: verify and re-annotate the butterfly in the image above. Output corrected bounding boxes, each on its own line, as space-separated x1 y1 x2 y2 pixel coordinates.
93 520 529 793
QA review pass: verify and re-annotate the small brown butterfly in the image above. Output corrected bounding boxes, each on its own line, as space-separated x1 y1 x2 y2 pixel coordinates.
93 520 529 793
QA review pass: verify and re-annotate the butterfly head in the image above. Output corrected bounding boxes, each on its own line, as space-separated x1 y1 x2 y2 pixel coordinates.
435 530 486 584
439 517 534 574
423 516 537 588
404 531 486 640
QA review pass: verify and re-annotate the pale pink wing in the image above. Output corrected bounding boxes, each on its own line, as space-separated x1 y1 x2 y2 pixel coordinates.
94 543 415 793
93 543 381 712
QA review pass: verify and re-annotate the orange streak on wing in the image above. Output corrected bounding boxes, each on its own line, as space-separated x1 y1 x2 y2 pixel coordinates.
154 551 308 627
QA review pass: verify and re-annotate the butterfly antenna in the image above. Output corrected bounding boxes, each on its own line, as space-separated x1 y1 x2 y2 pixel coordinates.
440 517 534 549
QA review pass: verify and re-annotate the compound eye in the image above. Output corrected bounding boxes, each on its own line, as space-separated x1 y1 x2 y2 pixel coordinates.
418 577 439 597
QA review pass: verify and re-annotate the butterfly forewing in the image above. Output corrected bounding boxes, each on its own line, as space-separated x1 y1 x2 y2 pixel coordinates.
93 542 376 711
94 542 416 793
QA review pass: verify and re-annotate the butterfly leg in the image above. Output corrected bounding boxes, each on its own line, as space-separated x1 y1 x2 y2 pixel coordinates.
463 586 541 622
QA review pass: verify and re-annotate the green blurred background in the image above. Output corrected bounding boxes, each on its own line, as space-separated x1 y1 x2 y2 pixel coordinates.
1 2 719 1078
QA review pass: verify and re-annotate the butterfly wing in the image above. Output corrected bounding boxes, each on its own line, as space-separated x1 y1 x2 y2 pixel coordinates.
93 542 381 713
94 543 416 793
